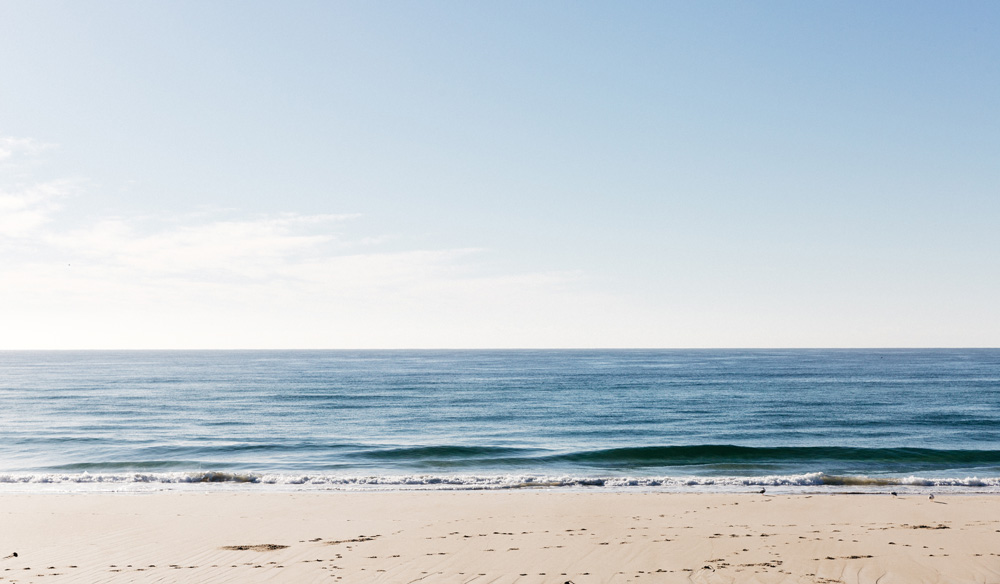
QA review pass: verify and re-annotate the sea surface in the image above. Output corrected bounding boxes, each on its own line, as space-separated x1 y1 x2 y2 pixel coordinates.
1 349 999 493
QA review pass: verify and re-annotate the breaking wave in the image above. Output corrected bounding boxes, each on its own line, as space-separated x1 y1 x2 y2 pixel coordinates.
1 471 999 491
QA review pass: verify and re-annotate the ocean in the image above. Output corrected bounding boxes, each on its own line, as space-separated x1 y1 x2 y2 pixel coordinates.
1 349 998 493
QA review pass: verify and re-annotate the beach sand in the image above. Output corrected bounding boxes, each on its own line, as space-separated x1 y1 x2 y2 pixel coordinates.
1 491 998 583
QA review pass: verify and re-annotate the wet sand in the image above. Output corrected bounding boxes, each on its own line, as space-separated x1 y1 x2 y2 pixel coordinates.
1 492 999 583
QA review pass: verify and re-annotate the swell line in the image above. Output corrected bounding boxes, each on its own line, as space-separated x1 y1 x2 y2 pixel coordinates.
546 445 1000 466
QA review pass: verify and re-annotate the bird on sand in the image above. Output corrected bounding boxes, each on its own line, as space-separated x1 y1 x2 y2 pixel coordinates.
758 488 766 494
929 494 935 500
891 491 898 497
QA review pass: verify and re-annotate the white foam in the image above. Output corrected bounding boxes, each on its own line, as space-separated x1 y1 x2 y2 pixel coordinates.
1 471 999 493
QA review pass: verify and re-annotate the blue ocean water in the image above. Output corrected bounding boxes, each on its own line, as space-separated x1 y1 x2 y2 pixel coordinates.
1 349 999 492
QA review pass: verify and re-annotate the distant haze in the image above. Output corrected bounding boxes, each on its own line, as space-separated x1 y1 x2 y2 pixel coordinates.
1 2 997 349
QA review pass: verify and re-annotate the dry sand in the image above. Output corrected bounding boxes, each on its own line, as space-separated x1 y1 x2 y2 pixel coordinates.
1 491 998 583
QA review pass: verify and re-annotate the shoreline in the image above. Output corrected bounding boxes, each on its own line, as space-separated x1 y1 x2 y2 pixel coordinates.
2 491 998 583
3 468 999 495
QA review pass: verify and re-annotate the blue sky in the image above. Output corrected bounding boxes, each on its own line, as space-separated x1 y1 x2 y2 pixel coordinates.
1 1 998 348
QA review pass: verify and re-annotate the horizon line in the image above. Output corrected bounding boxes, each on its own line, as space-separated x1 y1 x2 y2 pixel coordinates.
1 347 997 352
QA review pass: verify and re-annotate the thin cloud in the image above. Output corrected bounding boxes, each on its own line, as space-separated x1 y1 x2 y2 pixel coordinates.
0 138 609 348
44 213 359 279
0 178 80 238
0 136 53 162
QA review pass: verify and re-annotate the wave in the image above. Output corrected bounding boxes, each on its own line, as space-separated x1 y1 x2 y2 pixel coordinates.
45 461 205 471
347 445 539 460
545 445 1000 466
334 444 1000 470
2 471 999 490
22 445 1000 476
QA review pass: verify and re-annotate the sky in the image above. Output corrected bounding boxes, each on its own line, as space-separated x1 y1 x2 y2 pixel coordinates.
1 1 998 349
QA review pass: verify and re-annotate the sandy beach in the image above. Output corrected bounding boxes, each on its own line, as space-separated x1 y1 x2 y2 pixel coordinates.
1 492 998 583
